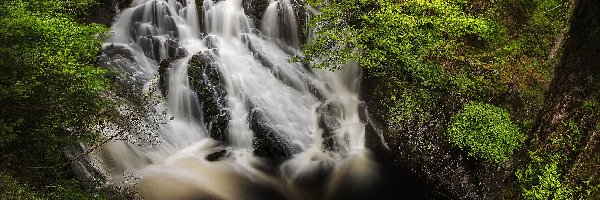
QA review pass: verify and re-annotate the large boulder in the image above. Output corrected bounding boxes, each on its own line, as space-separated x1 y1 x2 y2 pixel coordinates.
248 106 298 157
316 101 343 152
187 50 230 142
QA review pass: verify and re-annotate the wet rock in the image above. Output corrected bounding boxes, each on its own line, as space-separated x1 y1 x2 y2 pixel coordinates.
129 1 179 39
241 34 274 69
360 75 504 199
358 101 389 155
206 149 228 161
158 58 175 96
98 44 151 97
249 107 297 157
158 40 188 95
278 0 307 46
242 0 270 28
134 29 184 61
137 36 162 61
66 144 108 190
165 39 188 58
204 34 220 49
316 101 343 151
195 0 205 32
187 51 230 142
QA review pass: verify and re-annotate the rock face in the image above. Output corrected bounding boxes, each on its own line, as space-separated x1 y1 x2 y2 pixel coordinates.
360 74 507 199
186 50 230 142
529 0 600 196
137 37 186 61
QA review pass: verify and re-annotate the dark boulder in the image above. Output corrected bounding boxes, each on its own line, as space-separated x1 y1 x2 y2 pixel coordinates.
242 0 270 28
316 101 343 152
187 50 230 142
360 74 504 199
206 149 228 161
358 101 389 156
249 107 298 157
158 57 175 96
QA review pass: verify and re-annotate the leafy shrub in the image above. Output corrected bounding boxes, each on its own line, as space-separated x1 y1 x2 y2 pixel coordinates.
0 0 109 197
446 101 523 163
0 172 43 200
515 152 574 200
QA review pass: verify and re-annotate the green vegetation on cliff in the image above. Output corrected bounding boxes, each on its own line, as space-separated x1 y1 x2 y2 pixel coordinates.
0 0 109 198
306 0 599 199
447 102 523 164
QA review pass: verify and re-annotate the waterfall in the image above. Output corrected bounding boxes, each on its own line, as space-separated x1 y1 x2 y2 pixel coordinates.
86 0 378 199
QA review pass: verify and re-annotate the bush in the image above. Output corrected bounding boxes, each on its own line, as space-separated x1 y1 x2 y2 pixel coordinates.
446 101 523 163
516 152 574 200
0 0 109 197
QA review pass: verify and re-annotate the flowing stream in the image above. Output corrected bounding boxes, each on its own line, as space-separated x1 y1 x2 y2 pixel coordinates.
81 0 383 199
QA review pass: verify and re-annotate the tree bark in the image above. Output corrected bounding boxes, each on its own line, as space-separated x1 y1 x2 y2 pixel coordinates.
530 0 600 186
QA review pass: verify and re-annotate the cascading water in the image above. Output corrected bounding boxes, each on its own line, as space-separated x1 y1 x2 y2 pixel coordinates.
83 0 383 199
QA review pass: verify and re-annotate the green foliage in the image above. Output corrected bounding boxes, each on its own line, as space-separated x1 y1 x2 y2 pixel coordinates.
516 152 574 200
516 152 600 200
304 0 571 126
446 102 523 163
305 0 589 199
1 172 106 200
47 180 107 200
0 172 43 200
0 0 109 197
303 0 507 122
550 121 585 152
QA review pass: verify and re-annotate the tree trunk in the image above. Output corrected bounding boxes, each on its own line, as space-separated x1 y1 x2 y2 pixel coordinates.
531 0 600 187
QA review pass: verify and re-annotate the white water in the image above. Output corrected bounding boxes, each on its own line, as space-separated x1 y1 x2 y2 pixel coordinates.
86 0 377 199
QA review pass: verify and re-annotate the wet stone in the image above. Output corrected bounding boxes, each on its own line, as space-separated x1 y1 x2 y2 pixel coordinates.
187 51 230 142
98 44 150 96
249 107 297 157
206 149 227 161
317 101 344 152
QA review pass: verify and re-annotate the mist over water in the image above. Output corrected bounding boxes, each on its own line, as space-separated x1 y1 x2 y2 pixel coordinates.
84 0 391 199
